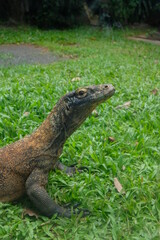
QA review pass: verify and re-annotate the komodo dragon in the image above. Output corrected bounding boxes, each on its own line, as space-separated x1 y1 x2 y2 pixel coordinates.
0 84 115 218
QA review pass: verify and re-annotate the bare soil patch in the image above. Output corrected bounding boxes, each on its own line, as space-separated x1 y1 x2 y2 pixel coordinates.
128 31 160 46
128 36 160 45
0 44 63 67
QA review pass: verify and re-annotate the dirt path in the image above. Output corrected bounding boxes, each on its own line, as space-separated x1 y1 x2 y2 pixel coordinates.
0 44 62 67
128 36 160 46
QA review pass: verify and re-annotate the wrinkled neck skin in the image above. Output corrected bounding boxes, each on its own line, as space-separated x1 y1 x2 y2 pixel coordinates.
37 98 95 150
32 84 115 155
46 97 95 148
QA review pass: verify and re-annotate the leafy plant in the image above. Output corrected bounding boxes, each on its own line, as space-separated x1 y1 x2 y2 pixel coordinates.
86 0 154 25
30 0 85 28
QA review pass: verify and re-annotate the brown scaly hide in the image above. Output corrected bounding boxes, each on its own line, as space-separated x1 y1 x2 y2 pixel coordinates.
0 105 63 202
0 84 115 204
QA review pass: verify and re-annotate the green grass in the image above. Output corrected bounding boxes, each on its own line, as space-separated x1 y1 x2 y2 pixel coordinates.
0 26 160 240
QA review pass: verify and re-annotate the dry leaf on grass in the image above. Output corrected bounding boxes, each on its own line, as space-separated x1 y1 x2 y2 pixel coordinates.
122 165 126 171
151 88 158 95
90 37 97 41
92 109 99 117
114 178 123 193
116 101 131 109
135 141 139 146
22 208 39 219
141 176 143 183
71 77 81 82
108 136 116 142
23 112 30 117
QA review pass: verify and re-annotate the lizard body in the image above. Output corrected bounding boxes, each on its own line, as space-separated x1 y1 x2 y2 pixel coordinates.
0 84 115 217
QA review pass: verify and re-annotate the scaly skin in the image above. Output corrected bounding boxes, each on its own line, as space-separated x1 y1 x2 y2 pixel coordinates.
0 84 115 217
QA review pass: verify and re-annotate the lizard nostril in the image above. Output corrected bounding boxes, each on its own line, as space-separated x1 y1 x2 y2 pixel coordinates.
104 85 109 89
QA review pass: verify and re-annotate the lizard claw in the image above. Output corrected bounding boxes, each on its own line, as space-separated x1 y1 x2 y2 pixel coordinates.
63 202 90 217
74 208 90 217
68 164 89 174
76 166 89 172
64 202 80 209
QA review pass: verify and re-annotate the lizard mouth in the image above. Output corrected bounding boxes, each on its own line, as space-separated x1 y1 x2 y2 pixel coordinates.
105 87 115 98
96 84 115 103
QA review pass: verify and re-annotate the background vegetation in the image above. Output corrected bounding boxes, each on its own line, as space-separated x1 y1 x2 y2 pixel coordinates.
0 0 160 28
0 26 159 239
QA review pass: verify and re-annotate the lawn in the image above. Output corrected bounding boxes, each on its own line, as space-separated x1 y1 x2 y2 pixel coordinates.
0 26 159 240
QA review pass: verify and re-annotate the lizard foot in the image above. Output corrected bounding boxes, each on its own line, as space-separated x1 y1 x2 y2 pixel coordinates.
55 161 89 176
63 202 90 217
63 206 90 218
67 164 89 175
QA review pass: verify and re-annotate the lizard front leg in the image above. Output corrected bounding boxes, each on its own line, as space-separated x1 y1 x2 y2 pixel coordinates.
25 168 72 218
54 161 77 175
55 160 88 176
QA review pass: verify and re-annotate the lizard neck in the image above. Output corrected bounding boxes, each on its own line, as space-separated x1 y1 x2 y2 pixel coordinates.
32 99 71 152
48 98 86 141
32 97 92 152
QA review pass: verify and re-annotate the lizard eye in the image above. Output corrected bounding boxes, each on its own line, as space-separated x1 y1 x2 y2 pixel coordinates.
76 88 87 98
79 90 85 96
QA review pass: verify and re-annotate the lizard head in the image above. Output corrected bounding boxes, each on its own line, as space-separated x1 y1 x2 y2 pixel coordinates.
64 84 115 110
61 84 115 136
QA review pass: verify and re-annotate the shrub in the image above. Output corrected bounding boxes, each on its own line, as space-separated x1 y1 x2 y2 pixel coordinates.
30 0 85 28
147 0 160 26
86 0 154 26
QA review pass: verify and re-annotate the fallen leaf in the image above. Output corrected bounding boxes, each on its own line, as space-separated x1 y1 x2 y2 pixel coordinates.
114 178 123 193
108 136 116 142
71 77 81 82
116 101 131 109
22 208 39 219
141 176 143 183
135 141 139 146
92 109 98 117
23 112 30 117
122 165 126 171
151 88 158 95
90 37 97 41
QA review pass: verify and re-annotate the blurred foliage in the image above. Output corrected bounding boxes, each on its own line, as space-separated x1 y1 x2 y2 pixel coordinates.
29 0 85 28
0 0 85 28
0 0 159 28
87 0 160 26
